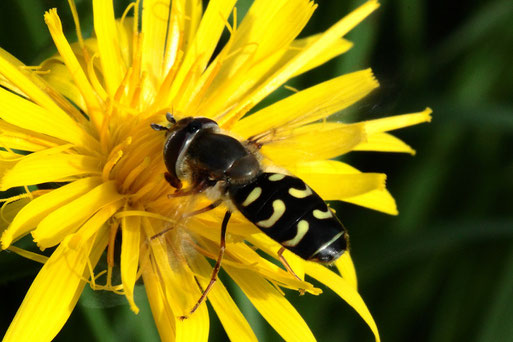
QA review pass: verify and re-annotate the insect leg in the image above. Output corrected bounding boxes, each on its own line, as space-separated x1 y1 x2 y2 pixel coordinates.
184 199 223 217
278 247 306 295
164 172 182 190
150 200 222 241
149 226 174 240
167 179 209 198
180 211 231 320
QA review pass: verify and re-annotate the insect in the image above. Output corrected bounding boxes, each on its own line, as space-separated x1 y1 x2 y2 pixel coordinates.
151 113 348 319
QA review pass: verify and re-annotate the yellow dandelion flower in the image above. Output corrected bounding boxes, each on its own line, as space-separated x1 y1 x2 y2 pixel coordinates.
0 0 431 341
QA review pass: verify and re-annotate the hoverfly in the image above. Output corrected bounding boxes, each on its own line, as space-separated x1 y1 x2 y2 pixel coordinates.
151 112 348 319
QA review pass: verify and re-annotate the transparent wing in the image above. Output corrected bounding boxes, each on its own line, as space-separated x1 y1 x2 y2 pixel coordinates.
226 106 364 170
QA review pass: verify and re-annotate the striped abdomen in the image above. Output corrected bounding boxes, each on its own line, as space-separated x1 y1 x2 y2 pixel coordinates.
228 173 348 263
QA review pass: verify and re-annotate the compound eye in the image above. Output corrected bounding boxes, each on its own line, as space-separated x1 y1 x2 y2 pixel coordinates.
186 121 202 133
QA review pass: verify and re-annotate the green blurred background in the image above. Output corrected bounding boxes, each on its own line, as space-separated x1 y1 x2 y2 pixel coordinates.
1 0 512 341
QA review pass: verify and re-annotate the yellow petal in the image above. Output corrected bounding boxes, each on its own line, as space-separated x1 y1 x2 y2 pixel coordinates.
142 218 209 342
221 0 380 124
246 233 306 281
0 47 28 96
120 209 141 313
231 69 378 136
294 168 386 200
261 122 366 164
343 188 398 215
0 48 85 125
187 254 258 342
0 135 45 152
0 150 101 191
335 251 358 289
291 36 353 77
0 150 20 160
191 210 259 239
0 197 31 232
169 0 237 103
364 107 432 135
158 0 202 77
44 9 103 128
0 85 98 149
0 48 73 117
32 181 124 248
141 0 171 81
0 151 19 176
196 236 317 293
186 0 236 67
181 0 203 56
0 120 61 152
353 132 415 154
288 160 397 211
289 160 398 214
7 245 48 264
3 227 109 342
92 0 126 96
186 215 315 291
1 177 102 249
115 18 134 72
224 265 316 342
142 252 176 341
67 200 124 250
234 0 315 64
199 0 316 117
278 0 379 82
39 60 87 111
305 262 380 342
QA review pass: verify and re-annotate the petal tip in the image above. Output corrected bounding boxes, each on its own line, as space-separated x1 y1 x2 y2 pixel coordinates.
44 8 57 20
364 68 380 89
379 173 387 190
369 0 381 9
129 302 140 314
424 107 433 122
30 230 45 251
44 8 62 32
1 230 12 250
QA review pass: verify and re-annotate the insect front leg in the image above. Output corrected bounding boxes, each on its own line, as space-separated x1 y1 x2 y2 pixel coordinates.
164 172 182 190
180 211 232 320
167 179 210 198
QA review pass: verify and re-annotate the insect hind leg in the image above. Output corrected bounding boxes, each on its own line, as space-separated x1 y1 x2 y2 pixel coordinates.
180 211 232 320
184 199 222 217
278 247 306 295
151 199 222 241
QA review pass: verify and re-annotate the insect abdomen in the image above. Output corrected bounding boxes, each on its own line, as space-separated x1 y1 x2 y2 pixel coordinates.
228 173 348 263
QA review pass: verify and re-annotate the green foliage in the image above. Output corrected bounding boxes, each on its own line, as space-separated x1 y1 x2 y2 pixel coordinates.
0 0 512 341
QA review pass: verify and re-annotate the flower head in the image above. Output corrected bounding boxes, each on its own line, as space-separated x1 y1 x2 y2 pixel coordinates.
0 0 430 341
